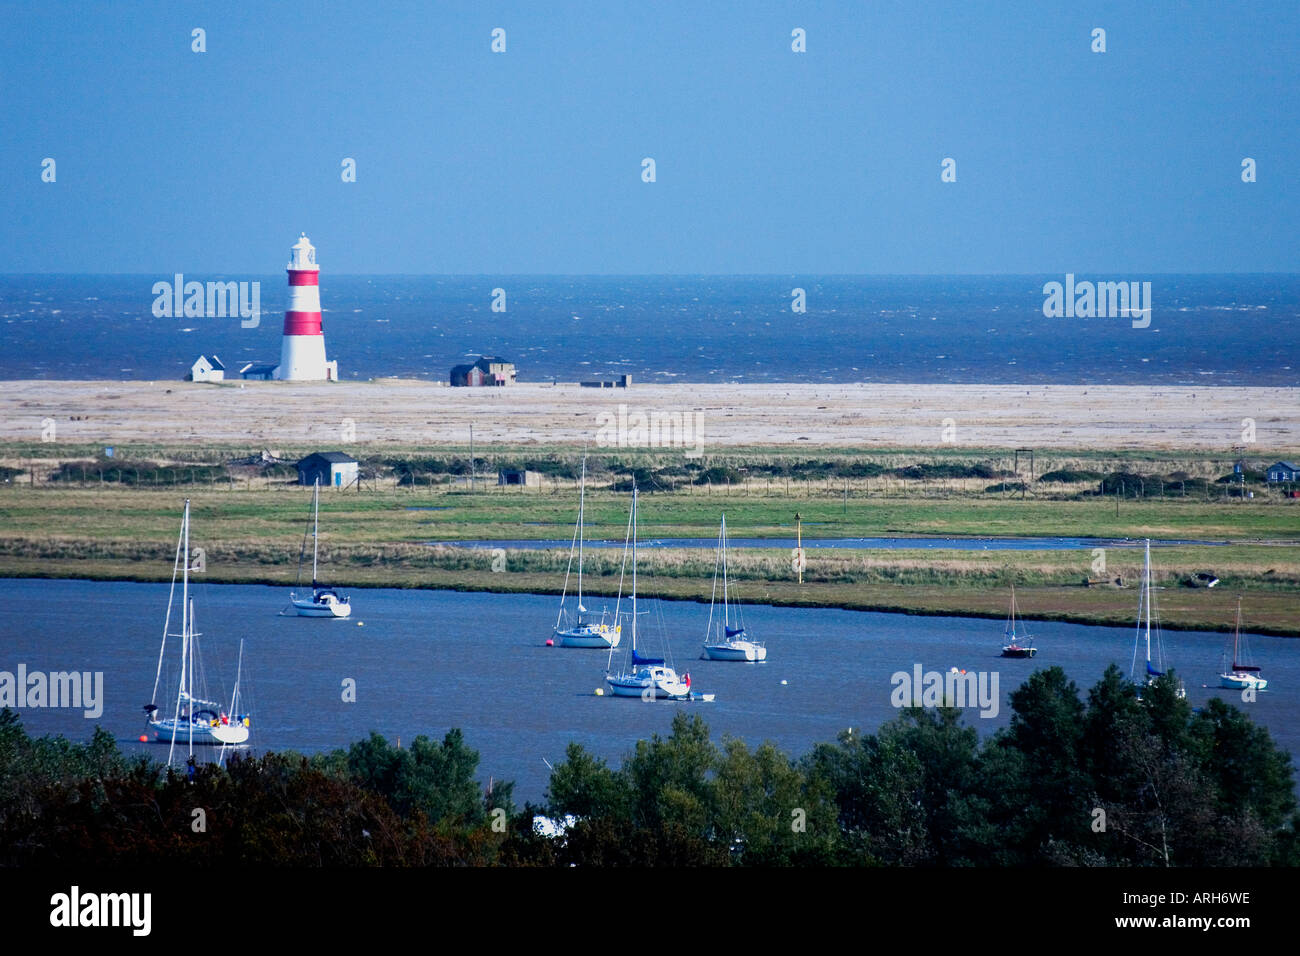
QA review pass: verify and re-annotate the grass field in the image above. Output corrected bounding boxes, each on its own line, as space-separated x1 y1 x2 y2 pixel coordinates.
2 479 1297 634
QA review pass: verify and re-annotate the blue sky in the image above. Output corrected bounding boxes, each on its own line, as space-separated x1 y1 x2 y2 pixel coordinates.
1 1 1296 274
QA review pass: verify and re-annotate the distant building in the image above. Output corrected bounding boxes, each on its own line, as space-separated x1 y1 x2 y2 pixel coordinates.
296 451 359 488
239 362 278 381
498 469 542 488
187 355 225 382
1266 461 1299 483
450 356 516 386
580 374 631 388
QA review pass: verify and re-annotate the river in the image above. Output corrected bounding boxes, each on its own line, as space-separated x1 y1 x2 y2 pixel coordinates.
2 577 1295 801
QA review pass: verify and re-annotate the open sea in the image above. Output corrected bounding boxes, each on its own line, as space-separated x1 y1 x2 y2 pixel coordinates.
2 274 1297 384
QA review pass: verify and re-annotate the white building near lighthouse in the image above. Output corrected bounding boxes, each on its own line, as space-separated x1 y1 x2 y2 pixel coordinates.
275 233 339 381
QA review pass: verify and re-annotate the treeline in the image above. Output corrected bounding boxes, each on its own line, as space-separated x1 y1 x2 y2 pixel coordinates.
22 453 1274 496
2 667 1296 866
393 457 1017 489
45 462 230 486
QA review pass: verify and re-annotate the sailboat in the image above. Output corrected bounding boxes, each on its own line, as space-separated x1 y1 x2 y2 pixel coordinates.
1130 538 1186 699
554 456 620 648
1219 598 1267 691
143 499 250 762
605 486 694 699
290 478 352 617
999 585 1036 658
702 513 766 661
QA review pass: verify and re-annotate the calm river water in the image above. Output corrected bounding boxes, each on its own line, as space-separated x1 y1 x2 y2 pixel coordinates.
2 577 1295 801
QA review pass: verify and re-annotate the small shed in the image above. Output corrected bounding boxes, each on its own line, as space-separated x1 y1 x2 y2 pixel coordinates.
1266 461 1299 483
188 355 225 382
240 362 278 381
297 451 359 488
498 469 542 488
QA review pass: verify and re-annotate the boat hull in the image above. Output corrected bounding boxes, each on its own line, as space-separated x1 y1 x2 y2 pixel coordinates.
556 625 621 648
291 593 351 617
149 719 249 745
606 666 691 699
1219 672 1268 691
703 641 766 662
1001 646 1036 658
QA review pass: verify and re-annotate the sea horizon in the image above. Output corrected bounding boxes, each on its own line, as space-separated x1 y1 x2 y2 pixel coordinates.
3 273 1297 386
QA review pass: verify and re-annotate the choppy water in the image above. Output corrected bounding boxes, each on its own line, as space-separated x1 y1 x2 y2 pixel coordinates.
3 577 1295 802
2 275 1296 385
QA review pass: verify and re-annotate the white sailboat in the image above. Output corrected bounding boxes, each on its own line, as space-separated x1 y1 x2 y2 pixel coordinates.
144 499 250 762
702 513 766 661
999 585 1036 658
1130 538 1186 699
605 486 694 699
290 478 352 617
554 456 620 648
1219 598 1267 691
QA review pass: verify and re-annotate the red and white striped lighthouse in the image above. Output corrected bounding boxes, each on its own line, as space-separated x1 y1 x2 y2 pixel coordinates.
275 233 338 381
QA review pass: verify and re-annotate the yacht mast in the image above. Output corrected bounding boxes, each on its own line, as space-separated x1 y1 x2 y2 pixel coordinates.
577 457 585 614
153 507 186 704
1144 539 1153 666
312 478 320 588
631 486 638 651
169 500 192 766
721 513 730 630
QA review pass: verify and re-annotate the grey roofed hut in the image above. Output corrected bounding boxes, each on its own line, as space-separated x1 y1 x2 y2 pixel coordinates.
1267 461 1299 483
296 451 359 489
498 469 542 487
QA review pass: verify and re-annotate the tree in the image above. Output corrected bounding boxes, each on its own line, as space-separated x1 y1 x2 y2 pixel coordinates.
712 737 836 865
545 742 631 820
623 713 717 833
1190 697 1296 833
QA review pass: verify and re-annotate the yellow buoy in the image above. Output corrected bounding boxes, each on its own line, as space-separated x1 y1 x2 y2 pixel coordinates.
595 688 604 696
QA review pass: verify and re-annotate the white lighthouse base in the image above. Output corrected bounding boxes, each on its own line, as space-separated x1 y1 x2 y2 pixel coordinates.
275 336 337 381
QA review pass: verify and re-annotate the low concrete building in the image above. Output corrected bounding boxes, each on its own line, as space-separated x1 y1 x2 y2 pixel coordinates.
580 374 631 388
498 469 543 488
188 355 225 382
451 356 516 386
296 451 359 488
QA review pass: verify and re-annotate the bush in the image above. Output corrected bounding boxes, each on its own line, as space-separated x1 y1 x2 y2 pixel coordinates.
985 481 1027 493
47 461 228 485
893 462 1009 481
1038 469 1103 483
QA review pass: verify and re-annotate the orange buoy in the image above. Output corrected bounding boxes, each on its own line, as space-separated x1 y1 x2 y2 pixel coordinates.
138 735 148 742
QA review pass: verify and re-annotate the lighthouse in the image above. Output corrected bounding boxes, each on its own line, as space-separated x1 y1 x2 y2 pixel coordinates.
275 233 338 381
